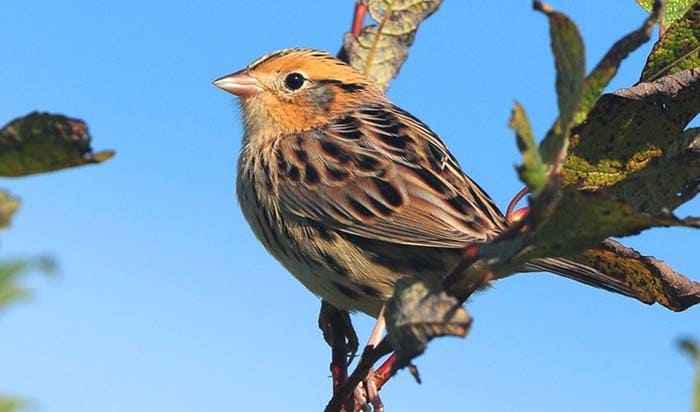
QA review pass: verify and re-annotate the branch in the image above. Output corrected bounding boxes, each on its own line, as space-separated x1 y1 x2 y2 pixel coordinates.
572 239 700 311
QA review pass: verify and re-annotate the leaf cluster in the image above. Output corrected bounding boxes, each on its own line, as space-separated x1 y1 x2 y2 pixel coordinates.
338 0 700 384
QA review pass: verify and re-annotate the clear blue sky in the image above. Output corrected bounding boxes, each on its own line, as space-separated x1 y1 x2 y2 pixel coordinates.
1 1 698 411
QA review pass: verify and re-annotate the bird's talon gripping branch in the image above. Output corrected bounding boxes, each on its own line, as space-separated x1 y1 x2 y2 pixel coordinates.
363 370 384 412
319 301 359 396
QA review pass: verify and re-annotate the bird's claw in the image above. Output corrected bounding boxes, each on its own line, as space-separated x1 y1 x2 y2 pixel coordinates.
352 369 384 412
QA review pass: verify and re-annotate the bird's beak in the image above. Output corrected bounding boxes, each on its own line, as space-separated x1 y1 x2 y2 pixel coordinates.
212 70 262 97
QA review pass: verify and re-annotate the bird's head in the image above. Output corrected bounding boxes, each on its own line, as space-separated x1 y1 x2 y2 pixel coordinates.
213 48 382 138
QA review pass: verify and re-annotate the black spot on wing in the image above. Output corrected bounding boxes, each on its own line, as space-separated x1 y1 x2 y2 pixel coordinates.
354 154 381 172
426 142 446 171
367 196 393 216
413 168 450 195
465 182 502 220
348 235 444 274
276 152 301 182
376 133 409 149
294 149 308 163
325 164 350 181
446 195 472 215
320 141 352 163
288 166 300 181
333 116 363 140
361 108 411 149
304 164 320 185
319 252 349 277
261 160 274 190
392 104 462 166
463 220 484 234
359 107 385 118
334 281 361 300
347 196 374 218
359 285 383 298
372 178 403 207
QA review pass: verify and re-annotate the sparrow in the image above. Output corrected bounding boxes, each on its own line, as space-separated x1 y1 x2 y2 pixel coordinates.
214 48 635 319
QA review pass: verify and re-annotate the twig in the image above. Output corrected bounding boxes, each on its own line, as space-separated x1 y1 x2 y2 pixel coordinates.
351 1 368 37
324 338 393 412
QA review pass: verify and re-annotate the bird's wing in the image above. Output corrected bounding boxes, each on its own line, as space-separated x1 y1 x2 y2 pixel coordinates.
273 103 507 248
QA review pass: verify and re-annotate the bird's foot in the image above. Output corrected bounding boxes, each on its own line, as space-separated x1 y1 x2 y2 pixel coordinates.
319 301 359 401
352 369 384 412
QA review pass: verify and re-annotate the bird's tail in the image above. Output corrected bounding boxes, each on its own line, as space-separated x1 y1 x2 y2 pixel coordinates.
524 257 637 299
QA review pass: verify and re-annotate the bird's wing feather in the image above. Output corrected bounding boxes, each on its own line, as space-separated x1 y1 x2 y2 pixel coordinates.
272 103 507 248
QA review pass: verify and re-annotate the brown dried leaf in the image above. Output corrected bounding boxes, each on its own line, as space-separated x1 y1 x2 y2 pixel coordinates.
0 112 114 177
342 0 442 90
385 277 472 366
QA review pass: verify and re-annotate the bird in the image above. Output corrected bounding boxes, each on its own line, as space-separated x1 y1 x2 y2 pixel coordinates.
213 47 636 408
213 47 636 314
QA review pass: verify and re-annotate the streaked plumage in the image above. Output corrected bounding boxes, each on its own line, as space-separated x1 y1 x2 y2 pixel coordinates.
217 48 635 317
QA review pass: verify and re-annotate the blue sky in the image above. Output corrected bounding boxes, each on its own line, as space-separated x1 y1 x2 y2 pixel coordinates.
1 1 698 411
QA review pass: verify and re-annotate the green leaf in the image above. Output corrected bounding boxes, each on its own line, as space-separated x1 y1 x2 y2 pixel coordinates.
509 102 548 193
565 69 700 196
641 2 700 81
446 70 700 310
574 2 661 125
0 191 20 230
0 257 56 310
534 1 586 166
342 0 443 90
637 0 696 26
0 397 24 412
0 112 114 177
678 338 700 412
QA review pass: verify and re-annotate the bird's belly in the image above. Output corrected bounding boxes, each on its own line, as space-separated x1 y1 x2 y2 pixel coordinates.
237 176 462 317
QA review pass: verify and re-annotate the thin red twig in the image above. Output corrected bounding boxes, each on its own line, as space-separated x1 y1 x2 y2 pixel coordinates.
374 353 398 391
506 186 530 223
325 339 393 412
351 1 368 37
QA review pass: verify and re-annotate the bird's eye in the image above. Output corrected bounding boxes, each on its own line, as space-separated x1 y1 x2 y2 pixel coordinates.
284 72 306 91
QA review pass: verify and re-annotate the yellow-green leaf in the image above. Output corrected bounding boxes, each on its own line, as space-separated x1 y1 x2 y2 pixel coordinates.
509 102 548 193
0 397 24 412
637 0 696 26
0 112 115 177
0 257 56 310
678 338 700 412
575 2 661 125
0 191 20 230
641 1 700 81
534 1 586 165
